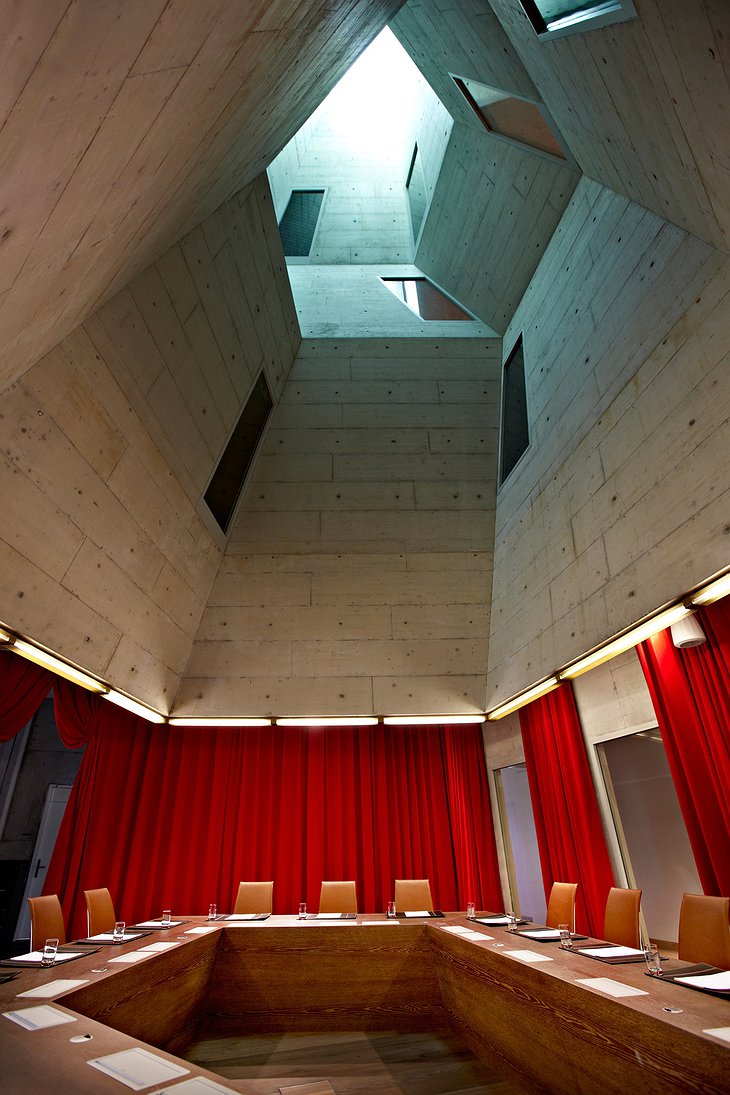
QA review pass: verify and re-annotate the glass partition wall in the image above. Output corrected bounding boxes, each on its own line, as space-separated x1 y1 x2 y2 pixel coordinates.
494 763 546 924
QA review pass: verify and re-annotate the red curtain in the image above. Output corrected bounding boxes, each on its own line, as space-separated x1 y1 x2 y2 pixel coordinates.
45 701 504 938
0 650 53 742
637 598 730 896
519 683 615 936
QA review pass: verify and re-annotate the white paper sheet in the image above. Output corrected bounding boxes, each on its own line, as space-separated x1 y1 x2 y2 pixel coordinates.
675 970 730 991
85 932 145 943
477 916 511 925
138 942 181 952
519 929 562 941
703 1027 730 1044
316 913 342 919
576 977 648 998
88 1048 189 1091
224 914 258 921
108 951 152 964
150 1079 238 1095
3 1005 77 1030
17 979 89 998
578 946 645 958
505 950 554 964
184 926 218 935
404 911 430 917
132 920 183 929
442 925 475 935
9 950 85 965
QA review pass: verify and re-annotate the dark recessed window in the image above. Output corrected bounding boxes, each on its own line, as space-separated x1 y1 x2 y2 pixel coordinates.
406 144 428 243
500 337 529 484
518 0 637 39
453 77 566 161
204 372 273 534
278 189 324 256
381 277 472 321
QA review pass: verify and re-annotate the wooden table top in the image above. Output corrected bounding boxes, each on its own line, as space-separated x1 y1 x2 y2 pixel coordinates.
1 914 728 1094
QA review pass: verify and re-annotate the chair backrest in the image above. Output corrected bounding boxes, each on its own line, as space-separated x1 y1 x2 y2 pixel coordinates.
394 879 433 912
28 895 66 951
546 882 577 930
84 887 116 936
234 881 274 915
678 893 730 969
603 886 642 949
319 881 357 914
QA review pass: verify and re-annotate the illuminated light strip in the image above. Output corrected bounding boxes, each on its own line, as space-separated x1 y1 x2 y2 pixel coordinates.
12 639 107 693
690 571 730 606
276 716 379 727
382 714 485 726
487 677 560 721
558 605 692 681
168 716 272 727
103 689 167 724
0 627 12 644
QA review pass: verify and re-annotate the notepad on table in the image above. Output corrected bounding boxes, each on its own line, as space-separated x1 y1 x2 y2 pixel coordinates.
675 970 730 992
518 929 562 941
578 946 645 959
404 910 430 918
224 914 258 921
132 920 184 929
88 1048 189 1090
84 932 145 943
9 950 85 965
139 941 180 953
184 926 218 935
108 951 152 964
576 977 648 998
17 979 89 998
506 949 554 964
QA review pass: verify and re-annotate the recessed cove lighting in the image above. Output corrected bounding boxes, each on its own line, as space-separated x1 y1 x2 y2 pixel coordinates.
11 639 107 693
168 717 272 727
691 571 730 606
382 714 486 725
558 605 692 680
103 690 167 724
487 677 561 720
276 716 379 727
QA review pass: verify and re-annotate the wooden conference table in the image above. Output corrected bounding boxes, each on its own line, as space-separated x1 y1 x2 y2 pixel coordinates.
1 913 728 1094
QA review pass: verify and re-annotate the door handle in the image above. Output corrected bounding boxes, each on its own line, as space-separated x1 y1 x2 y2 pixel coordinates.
33 858 45 879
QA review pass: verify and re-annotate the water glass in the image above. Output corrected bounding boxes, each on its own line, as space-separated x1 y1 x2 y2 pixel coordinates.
113 921 126 942
558 923 572 949
41 937 59 966
161 909 172 925
466 902 476 920
208 903 217 920
298 901 307 919
506 912 517 931
386 901 396 919
644 944 662 976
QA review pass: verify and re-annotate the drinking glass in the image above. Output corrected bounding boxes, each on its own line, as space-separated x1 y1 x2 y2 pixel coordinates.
113 921 126 942
161 909 172 925
644 944 662 976
208 903 217 920
466 902 476 920
298 902 307 919
506 912 517 931
386 901 396 919
41 937 59 966
558 923 572 949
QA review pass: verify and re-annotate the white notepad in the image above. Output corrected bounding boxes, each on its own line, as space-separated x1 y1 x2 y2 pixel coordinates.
518 929 562 941
17 979 89 998
316 913 342 919
9 950 84 965
506 949 554 964
85 932 145 943
675 970 730 991
224 914 258 921
133 920 183 929
87 1048 189 1090
404 910 430 917
578 946 645 958
3 1005 77 1030
576 977 648 998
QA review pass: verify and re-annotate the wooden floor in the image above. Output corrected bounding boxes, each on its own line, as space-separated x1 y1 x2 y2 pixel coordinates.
184 1030 516 1095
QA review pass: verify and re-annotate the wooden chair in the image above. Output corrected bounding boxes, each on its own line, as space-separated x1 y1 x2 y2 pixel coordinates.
233 881 274 915
394 878 433 912
319 881 357 914
678 893 730 969
28 894 66 951
84 887 117 935
603 886 642 948
546 882 577 930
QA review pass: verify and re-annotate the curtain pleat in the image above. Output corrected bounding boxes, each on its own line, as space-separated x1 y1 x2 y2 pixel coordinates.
519 683 615 935
637 598 730 895
0 650 53 742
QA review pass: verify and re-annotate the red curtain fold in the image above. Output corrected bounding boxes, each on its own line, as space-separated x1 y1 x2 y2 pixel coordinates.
637 598 730 896
0 650 53 742
45 712 504 939
519 683 615 936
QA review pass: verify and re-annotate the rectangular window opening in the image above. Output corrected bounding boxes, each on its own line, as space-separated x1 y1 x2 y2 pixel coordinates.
278 189 325 257
406 144 428 244
518 0 637 40
204 372 273 535
380 276 472 321
499 336 529 484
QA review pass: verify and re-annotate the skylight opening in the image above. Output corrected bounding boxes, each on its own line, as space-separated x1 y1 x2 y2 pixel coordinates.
518 0 637 39
381 277 473 321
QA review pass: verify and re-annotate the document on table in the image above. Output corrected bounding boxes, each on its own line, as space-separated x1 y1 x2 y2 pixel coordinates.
138 941 181 952
9 950 85 965
17 979 89 998
576 977 648 998
506 950 554 964
578 946 645 959
3 1004 77 1030
475 916 511 926
404 910 430 917
518 929 562 941
442 925 493 941
132 920 184 929
184 926 218 935
316 913 342 919
83 932 145 943
150 1078 239 1094
88 1048 189 1090
224 914 258 921
108 951 152 964
675 970 730 991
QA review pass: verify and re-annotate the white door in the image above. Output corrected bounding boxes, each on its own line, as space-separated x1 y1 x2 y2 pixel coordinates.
14 784 72 941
